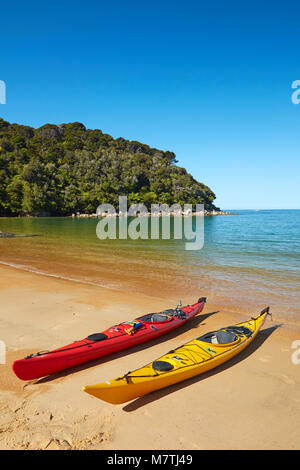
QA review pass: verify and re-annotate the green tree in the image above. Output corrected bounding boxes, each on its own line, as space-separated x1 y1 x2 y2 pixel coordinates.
0 118 220 216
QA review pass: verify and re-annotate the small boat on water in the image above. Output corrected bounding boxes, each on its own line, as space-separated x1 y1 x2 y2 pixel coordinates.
82 307 271 404
12 297 207 381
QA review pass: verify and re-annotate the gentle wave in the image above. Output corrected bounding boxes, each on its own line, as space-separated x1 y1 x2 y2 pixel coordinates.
0 260 116 290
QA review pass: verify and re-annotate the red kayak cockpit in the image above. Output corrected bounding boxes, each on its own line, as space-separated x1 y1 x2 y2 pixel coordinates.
136 312 174 323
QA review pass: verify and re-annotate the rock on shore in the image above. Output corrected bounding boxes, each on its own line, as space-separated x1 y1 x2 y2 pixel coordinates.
0 231 15 238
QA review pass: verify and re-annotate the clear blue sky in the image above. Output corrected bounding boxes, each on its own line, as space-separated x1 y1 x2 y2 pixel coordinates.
1 0 300 209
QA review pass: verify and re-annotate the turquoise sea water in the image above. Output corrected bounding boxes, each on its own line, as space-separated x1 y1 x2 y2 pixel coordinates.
0 210 299 326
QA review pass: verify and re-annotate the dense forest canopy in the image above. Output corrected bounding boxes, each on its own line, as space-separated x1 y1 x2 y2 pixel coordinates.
0 118 219 216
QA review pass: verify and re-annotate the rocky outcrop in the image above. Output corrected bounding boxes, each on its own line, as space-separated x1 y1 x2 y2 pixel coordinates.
72 210 234 218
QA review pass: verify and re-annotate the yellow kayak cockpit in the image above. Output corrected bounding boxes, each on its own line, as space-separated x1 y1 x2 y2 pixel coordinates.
148 324 255 374
196 324 254 347
118 324 255 380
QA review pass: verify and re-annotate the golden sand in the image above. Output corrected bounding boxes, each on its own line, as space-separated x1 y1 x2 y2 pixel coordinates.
0 264 299 450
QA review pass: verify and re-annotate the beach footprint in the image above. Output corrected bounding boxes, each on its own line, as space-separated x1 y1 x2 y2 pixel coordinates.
277 374 295 385
259 355 272 363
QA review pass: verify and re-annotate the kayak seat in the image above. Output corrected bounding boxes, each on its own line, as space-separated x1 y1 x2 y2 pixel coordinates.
162 309 177 315
163 308 186 317
87 333 108 342
137 313 171 323
197 330 237 344
216 330 237 344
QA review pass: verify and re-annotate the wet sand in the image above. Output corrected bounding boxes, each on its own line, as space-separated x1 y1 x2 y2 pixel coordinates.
0 264 299 450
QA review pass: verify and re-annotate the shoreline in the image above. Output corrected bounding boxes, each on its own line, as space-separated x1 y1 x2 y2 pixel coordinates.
72 210 235 218
0 258 299 334
0 263 299 450
0 210 236 219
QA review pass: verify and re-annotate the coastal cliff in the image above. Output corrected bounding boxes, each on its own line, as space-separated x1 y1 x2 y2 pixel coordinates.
0 118 220 217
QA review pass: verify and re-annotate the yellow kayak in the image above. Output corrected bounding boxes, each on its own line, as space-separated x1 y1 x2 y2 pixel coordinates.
82 307 271 404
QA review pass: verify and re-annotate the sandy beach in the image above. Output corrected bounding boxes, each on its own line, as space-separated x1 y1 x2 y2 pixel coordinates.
0 263 299 450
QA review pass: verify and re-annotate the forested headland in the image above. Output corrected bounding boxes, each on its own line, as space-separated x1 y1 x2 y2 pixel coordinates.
0 118 220 216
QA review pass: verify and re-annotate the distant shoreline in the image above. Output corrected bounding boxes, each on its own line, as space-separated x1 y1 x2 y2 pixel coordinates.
71 210 235 218
0 210 236 220
0 211 235 236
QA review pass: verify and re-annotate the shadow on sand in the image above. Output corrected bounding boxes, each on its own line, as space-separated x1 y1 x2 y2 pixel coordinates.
34 310 219 385
122 323 282 412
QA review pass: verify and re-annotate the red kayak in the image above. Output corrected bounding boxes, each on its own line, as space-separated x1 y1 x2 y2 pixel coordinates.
12 297 206 381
